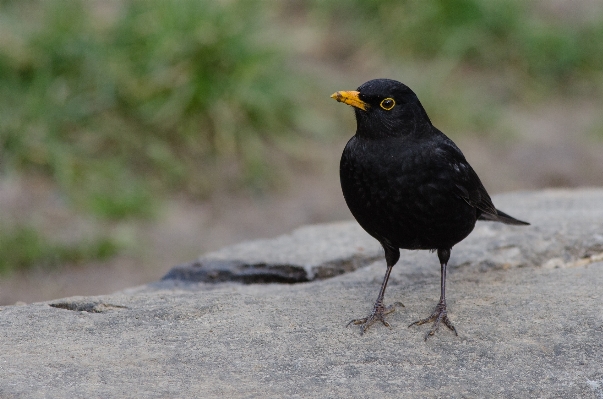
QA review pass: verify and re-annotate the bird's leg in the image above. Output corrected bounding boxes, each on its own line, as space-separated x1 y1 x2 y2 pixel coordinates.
347 246 404 335
409 248 458 340
347 265 403 334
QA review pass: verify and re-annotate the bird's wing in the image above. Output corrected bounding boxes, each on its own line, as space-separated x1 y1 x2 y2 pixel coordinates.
433 139 497 216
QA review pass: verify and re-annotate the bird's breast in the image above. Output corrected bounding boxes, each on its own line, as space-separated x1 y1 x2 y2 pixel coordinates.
340 137 476 250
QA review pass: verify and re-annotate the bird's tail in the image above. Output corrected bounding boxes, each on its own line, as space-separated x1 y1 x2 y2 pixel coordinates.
478 209 530 226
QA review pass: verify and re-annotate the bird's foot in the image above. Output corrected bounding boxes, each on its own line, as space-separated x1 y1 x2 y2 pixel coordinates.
408 301 457 341
347 301 404 335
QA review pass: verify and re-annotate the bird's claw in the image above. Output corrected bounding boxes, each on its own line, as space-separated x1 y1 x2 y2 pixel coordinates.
347 301 404 335
409 302 457 341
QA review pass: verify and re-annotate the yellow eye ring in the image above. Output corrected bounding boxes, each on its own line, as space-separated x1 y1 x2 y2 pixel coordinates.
380 98 395 110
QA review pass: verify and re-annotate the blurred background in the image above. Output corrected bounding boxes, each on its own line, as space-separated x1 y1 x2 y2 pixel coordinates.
1 0 602 305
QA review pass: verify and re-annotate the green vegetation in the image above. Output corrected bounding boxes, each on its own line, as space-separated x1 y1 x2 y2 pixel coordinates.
0 0 297 220
1 0 602 272
0 225 119 275
312 0 603 95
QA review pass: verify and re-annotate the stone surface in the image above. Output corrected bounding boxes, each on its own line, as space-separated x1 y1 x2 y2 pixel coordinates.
161 189 603 286
2 189 603 398
162 222 382 283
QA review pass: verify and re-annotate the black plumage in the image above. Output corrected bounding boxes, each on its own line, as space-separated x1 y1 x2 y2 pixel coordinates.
332 79 529 339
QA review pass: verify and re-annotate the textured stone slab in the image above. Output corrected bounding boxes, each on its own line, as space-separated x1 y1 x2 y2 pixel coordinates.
2 189 603 398
453 188 603 271
162 221 382 283
1 264 602 398
161 189 603 286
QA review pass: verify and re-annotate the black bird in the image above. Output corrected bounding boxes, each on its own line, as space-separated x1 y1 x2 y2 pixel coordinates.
332 79 529 339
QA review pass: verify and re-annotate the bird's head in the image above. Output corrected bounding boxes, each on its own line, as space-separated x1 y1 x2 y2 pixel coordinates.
331 78 432 139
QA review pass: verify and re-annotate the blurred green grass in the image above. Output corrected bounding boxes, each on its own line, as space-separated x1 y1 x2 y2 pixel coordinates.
0 0 298 220
0 224 119 275
1 0 602 273
312 0 603 95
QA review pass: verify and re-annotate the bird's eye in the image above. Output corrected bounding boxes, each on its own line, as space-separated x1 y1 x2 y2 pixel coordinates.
380 98 395 110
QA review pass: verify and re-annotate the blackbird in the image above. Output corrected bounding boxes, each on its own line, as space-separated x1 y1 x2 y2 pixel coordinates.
331 79 529 340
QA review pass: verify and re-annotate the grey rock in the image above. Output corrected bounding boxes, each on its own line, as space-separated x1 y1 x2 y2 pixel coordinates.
162 221 382 283
161 188 603 285
2 189 603 398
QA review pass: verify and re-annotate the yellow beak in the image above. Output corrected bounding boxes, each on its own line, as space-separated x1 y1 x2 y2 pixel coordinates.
330 91 368 111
